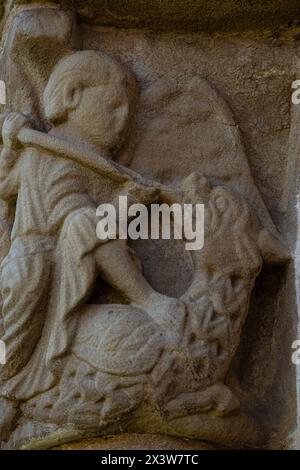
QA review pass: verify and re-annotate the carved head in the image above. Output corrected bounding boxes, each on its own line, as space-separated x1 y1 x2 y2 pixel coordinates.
181 173 263 316
43 51 138 152
181 172 287 284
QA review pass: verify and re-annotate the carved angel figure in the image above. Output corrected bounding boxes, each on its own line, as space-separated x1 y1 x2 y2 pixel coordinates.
0 51 186 441
0 48 288 449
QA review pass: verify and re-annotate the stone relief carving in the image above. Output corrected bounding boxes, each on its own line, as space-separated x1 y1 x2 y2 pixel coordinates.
0 8 289 449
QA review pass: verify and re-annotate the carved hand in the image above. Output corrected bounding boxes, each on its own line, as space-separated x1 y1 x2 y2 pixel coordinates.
1 112 34 150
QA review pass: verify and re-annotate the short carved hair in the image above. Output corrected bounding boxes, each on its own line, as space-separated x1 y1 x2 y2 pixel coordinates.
43 50 138 123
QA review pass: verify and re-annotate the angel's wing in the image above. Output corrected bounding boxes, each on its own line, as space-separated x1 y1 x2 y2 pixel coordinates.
124 74 276 234
120 74 288 269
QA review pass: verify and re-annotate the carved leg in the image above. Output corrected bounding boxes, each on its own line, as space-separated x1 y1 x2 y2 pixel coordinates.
0 252 50 380
95 240 186 333
65 207 186 333
0 252 51 442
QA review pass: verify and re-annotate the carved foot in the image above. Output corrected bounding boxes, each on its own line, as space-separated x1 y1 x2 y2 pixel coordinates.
136 295 187 337
164 383 240 419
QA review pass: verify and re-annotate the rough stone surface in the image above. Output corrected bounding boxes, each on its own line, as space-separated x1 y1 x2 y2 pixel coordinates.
0 3 298 451
52 433 215 450
1 1 300 33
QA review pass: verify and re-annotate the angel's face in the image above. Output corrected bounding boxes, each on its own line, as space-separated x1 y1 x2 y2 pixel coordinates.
73 78 131 152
